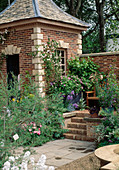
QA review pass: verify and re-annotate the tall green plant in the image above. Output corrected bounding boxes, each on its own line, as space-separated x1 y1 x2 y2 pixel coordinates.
68 56 100 91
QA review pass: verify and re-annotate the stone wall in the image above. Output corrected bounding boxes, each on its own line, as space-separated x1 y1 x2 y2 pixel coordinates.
80 52 119 77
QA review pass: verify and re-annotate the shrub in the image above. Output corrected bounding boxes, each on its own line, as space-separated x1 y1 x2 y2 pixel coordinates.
49 75 84 110
0 73 65 167
96 112 119 147
68 56 100 91
96 65 119 112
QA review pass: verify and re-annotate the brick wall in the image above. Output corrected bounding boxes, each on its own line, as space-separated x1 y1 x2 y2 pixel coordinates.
0 28 34 77
80 52 119 77
41 28 79 59
0 27 81 77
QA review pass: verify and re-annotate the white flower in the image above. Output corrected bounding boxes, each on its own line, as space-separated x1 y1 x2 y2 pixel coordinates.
7 108 11 117
20 160 28 170
9 156 15 162
0 141 4 147
23 151 30 160
37 154 46 166
30 157 35 166
48 166 55 170
13 134 19 141
36 164 48 170
11 166 19 170
3 161 10 170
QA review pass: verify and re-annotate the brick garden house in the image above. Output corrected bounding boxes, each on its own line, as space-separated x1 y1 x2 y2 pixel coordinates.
0 0 89 96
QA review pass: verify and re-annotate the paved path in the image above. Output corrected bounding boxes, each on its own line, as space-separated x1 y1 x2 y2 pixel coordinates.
27 139 96 169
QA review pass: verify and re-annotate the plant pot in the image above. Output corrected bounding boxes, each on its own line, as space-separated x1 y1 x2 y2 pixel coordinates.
90 112 99 118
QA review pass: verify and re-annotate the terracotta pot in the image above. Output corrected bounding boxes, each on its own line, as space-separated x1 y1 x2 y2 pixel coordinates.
90 112 99 118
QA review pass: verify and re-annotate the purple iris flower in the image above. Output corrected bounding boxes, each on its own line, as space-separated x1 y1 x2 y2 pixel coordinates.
73 103 79 108
67 95 73 100
50 82 53 86
71 91 74 95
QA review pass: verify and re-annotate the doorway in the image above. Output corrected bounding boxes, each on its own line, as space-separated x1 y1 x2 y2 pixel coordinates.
6 54 20 87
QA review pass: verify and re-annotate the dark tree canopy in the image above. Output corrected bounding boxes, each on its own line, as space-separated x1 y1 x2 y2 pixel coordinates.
53 0 119 53
0 0 14 13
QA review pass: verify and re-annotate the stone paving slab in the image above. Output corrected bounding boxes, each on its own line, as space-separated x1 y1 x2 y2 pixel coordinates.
31 139 96 168
14 139 96 169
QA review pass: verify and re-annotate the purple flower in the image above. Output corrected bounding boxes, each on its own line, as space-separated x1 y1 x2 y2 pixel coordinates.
68 77 71 80
64 84 66 86
62 95 65 98
73 103 79 109
71 91 74 95
109 139 112 143
67 95 73 100
50 82 53 86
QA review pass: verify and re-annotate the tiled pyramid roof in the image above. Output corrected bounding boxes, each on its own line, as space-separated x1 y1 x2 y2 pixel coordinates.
0 0 89 27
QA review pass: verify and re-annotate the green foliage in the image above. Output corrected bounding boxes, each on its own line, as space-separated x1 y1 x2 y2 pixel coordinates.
78 96 87 111
0 73 65 167
0 29 9 44
82 30 100 53
49 75 83 96
96 112 119 147
96 65 119 112
49 75 84 110
31 38 61 92
53 0 119 53
68 56 100 91
0 53 6 70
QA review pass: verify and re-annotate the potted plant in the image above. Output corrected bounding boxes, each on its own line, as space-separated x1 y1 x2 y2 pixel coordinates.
89 105 100 118
95 65 119 113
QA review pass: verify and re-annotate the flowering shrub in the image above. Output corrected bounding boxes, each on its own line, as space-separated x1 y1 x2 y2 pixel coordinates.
2 151 55 170
96 65 119 112
0 73 66 167
31 38 61 92
49 75 83 96
49 75 84 110
68 56 100 91
96 112 119 147
24 122 42 136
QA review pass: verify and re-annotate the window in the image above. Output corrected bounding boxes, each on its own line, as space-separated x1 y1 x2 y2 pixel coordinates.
56 49 66 75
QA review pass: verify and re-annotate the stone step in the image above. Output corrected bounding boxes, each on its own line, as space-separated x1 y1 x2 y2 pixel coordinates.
76 111 90 118
66 128 86 135
67 122 86 129
71 117 86 123
63 133 94 142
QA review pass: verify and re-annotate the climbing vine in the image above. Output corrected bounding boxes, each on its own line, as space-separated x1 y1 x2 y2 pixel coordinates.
0 29 9 44
0 29 9 70
31 38 62 92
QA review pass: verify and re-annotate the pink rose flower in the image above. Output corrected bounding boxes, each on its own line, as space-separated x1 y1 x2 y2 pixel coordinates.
37 131 41 135
40 125 42 127
29 129 32 132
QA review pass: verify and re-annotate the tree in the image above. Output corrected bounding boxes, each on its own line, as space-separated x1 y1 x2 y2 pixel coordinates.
53 0 119 53
0 0 14 13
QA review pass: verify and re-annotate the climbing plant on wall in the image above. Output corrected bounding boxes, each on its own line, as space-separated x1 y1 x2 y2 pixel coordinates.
0 29 9 70
0 29 9 44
